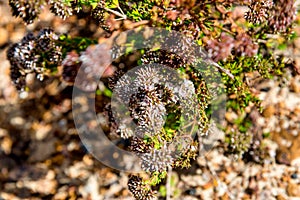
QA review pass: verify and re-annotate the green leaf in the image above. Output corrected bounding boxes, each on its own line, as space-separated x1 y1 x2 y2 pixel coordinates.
106 0 119 8
103 88 112 97
159 186 167 197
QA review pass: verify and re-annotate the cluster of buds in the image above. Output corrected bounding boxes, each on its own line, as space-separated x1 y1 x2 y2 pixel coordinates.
7 28 62 90
108 48 209 199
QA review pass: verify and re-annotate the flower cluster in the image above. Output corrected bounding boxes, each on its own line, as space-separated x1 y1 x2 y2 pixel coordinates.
245 0 296 33
106 45 211 198
7 28 62 90
9 0 108 25
206 32 259 62
111 65 170 139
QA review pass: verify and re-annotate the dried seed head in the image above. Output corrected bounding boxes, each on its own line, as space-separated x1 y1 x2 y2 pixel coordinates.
141 50 185 69
36 28 58 51
269 0 296 33
245 0 296 33
49 0 73 20
7 29 62 90
9 0 44 24
140 143 174 172
128 176 157 200
130 137 151 154
10 66 26 91
91 0 109 30
245 0 274 24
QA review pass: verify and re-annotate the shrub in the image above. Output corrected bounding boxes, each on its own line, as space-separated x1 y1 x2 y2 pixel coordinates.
6 0 298 199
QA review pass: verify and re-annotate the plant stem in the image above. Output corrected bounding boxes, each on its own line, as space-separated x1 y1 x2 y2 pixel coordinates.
166 166 172 200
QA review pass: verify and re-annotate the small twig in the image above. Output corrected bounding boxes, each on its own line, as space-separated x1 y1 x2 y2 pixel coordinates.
257 39 267 44
213 24 235 36
118 5 125 16
208 60 235 80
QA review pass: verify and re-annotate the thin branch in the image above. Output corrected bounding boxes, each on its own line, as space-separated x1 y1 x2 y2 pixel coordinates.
104 6 127 20
207 60 235 80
